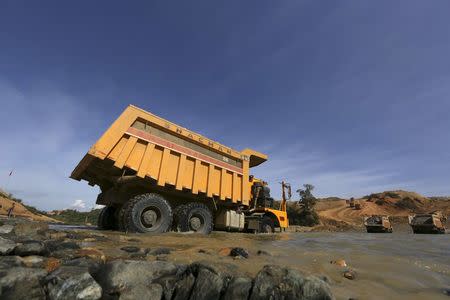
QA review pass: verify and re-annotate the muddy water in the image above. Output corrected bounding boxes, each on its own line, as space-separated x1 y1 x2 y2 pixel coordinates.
52 225 449 300
271 232 450 300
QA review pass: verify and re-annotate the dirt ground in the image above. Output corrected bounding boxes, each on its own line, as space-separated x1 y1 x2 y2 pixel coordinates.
0 196 58 223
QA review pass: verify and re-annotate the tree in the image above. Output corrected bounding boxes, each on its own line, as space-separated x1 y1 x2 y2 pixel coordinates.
294 184 320 226
297 184 317 211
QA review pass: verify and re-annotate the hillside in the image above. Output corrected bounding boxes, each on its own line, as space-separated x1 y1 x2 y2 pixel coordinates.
0 189 59 222
315 190 450 227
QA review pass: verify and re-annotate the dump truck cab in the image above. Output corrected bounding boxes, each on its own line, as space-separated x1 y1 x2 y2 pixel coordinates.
408 211 446 234
244 177 289 233
364 215 393 233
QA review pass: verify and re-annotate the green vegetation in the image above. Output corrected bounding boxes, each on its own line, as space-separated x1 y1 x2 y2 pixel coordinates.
50 209 102 225
290 184 320 226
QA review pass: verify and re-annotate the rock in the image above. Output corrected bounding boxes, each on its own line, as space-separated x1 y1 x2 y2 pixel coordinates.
343 270 355 280
45 257 61 272
44 230 68 240
0 267 47 299
45 240 80 253
218 247 232 256
190 266 225 300
0 236 16 255
74 248 106 262
171 273 196 300
148 247 172 256
250 265 303 300
0 256 25 268
119 283 163 300
0 225 14 234
230 247 249 259
330 259 347 267
95 260 178 295
22 256 45 268
302 275 335 300
13 222 48 237
46 266 102 300
120 246 140 253
250 265 334 300
222 277 252 300
257 250 271 256
50 249 78 260
14 240 47 256
62 257 100 274
443 288 450 296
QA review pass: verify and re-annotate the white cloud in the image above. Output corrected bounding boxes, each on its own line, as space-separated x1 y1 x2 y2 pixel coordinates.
71 199 87 211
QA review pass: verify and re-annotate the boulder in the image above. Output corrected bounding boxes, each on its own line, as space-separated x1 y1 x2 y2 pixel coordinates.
45 240 80 253
189 266 226 300
222 277 252 300
94 260 178 295
302 275 335 300
119 283 163 300
0 236 16 255
250 265 303 300
0 256 25 268
250 265 334 300
14 240 47 256
171 273 196 300
0 267 47 299
0 225 14 235
62 257 101 274
46 266 102 300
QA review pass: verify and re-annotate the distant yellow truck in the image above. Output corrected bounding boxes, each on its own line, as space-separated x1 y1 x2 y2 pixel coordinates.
71 105 289 234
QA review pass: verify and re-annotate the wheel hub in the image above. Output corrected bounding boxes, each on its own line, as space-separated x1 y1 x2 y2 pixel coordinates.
142 210 158 227
189 216 202 231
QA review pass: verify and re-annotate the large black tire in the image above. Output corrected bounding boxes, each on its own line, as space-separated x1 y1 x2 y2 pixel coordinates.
123 193 173 233
178 203 213 234
172 204 188 232
117 203 130 232
259 216 275 233
97 206 116 230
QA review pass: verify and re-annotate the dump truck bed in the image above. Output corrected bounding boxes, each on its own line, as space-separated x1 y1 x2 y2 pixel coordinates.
71 105 267 206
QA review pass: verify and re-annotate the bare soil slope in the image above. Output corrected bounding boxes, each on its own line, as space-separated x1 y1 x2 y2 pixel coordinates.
315 190 450 227
0 192 58 222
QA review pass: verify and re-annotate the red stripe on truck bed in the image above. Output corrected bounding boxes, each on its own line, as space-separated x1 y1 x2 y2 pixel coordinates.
126 127 244 174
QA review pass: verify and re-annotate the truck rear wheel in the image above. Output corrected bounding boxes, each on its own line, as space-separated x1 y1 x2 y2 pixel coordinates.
124 193 173 233
97 206 116 230
179 203 213 234
172 204 188 232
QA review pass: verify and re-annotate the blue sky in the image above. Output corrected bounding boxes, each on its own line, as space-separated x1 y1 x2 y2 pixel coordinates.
1 1 450 210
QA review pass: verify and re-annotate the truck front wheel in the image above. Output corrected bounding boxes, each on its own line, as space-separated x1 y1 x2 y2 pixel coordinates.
124 193 173 233
179 203 213 234
260 216 275 233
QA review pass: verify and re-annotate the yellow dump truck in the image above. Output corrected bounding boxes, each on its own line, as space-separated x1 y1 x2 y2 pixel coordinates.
71 105 289 234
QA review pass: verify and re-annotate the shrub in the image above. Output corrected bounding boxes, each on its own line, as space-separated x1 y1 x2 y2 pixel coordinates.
385 192 401 199
395 197 417 209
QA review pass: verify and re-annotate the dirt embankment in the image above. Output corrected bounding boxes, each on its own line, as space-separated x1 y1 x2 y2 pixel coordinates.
0 191 58 223
313 190 450 230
